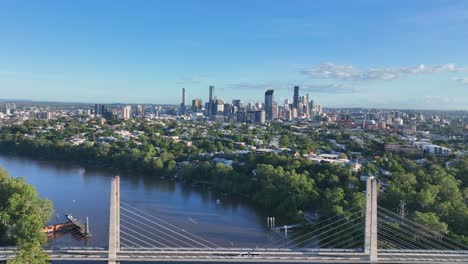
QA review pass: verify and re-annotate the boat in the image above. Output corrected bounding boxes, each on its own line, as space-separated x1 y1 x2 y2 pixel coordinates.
42 222 73 234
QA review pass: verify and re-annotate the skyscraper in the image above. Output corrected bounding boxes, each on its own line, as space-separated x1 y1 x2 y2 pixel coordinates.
209 85 215 102
94 104 105 116
192 99 202 111
293 86 300 109
182 88 186 106
208 85 215 116
264 90 274 121
122 105 132 120
180 88 186 115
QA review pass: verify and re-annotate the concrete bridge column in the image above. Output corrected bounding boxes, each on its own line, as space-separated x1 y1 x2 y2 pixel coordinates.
364 177 378 263
108 176 120 264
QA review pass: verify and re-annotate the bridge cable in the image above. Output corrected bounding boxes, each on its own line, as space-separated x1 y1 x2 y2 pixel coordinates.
120 218 177 248
345 234 366 250
121 236 146 249
121 201 220 248
280 214 363 248
318 225 364 249
307 221 365 249
281 214 363 249
332 232 364 250
378 217 452 250
48 227 83 248
121 211 194 248
266 206 363 246
275 210 363 248
378 208 457 249
120 228 160 248
121 205 212 248
378 209 460 250
121 224 171 248
378 206 468 250
378 225 444 262
378 226 423 250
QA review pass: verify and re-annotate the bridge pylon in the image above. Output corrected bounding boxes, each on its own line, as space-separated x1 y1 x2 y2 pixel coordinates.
108 176 120 264
364 177 378 263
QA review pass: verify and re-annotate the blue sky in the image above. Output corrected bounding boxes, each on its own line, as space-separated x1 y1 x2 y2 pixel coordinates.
0 0 467 109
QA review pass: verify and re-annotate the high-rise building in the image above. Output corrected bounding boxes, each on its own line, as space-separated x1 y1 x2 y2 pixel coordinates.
180 88 186 115
302 94 310 115
272 103 279 120
224 103 232 116
94 104 105 116
182 88 186 106
233 99 243 110
309 100 315 114
215 99 224 114
255 110 266 124
236 111 247 123
264 90 274 121
122 105 132 120
192 99 202 111
136 105 143 117
209 85 215 102
208 85 216 116
293 86 300 109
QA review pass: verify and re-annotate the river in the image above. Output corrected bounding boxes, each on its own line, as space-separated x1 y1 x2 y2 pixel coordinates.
0 153 294 252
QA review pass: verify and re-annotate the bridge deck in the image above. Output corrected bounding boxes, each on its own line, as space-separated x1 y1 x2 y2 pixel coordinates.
2 247 467 263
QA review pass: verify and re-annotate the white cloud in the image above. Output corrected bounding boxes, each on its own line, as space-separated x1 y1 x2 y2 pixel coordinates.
229 82 356 94
453 77 468 85
302 63 459 81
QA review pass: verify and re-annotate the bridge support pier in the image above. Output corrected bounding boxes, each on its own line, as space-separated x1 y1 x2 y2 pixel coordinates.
364 177 378 263
108 176 120 264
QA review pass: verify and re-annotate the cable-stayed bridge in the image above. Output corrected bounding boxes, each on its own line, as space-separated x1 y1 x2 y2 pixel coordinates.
1 177 467 263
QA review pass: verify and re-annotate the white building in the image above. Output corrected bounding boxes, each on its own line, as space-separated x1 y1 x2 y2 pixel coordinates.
423 144 452 156
122 105 132 120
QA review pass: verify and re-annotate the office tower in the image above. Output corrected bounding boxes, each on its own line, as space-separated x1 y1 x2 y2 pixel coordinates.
233 99 243 110
293 86 300 109
4 103 16 115
297 102 304 116
309 100 315 114
136 105 143 117
246 111 256 123
303 94 310 115
94 104 105 116
272 103 278 119
122 105 132 120
236 111 247 123
37 111 52 120
216 99 224 114
264 90 274 121
180 88 186 115
224 103 232 116
204 102 211 116
192 99 202 111
182 88 186 106
209 85 215 102
208 85 216 116
255 110 266 124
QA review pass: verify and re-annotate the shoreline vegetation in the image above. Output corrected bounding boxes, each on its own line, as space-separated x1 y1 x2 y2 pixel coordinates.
0 167 52 263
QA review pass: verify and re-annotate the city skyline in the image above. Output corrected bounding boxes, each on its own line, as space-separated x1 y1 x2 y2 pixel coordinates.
1 0 468 110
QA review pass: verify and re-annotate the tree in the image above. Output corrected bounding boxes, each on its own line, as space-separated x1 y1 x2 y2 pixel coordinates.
0 167 52 262
413 211 448 238
8 242 49 264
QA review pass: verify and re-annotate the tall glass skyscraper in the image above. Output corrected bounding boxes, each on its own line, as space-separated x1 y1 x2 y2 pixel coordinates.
265 90 274 121
293 86 300 109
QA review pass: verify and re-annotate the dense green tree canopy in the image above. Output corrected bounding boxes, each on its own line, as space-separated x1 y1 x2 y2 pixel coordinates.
0 167 52 263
